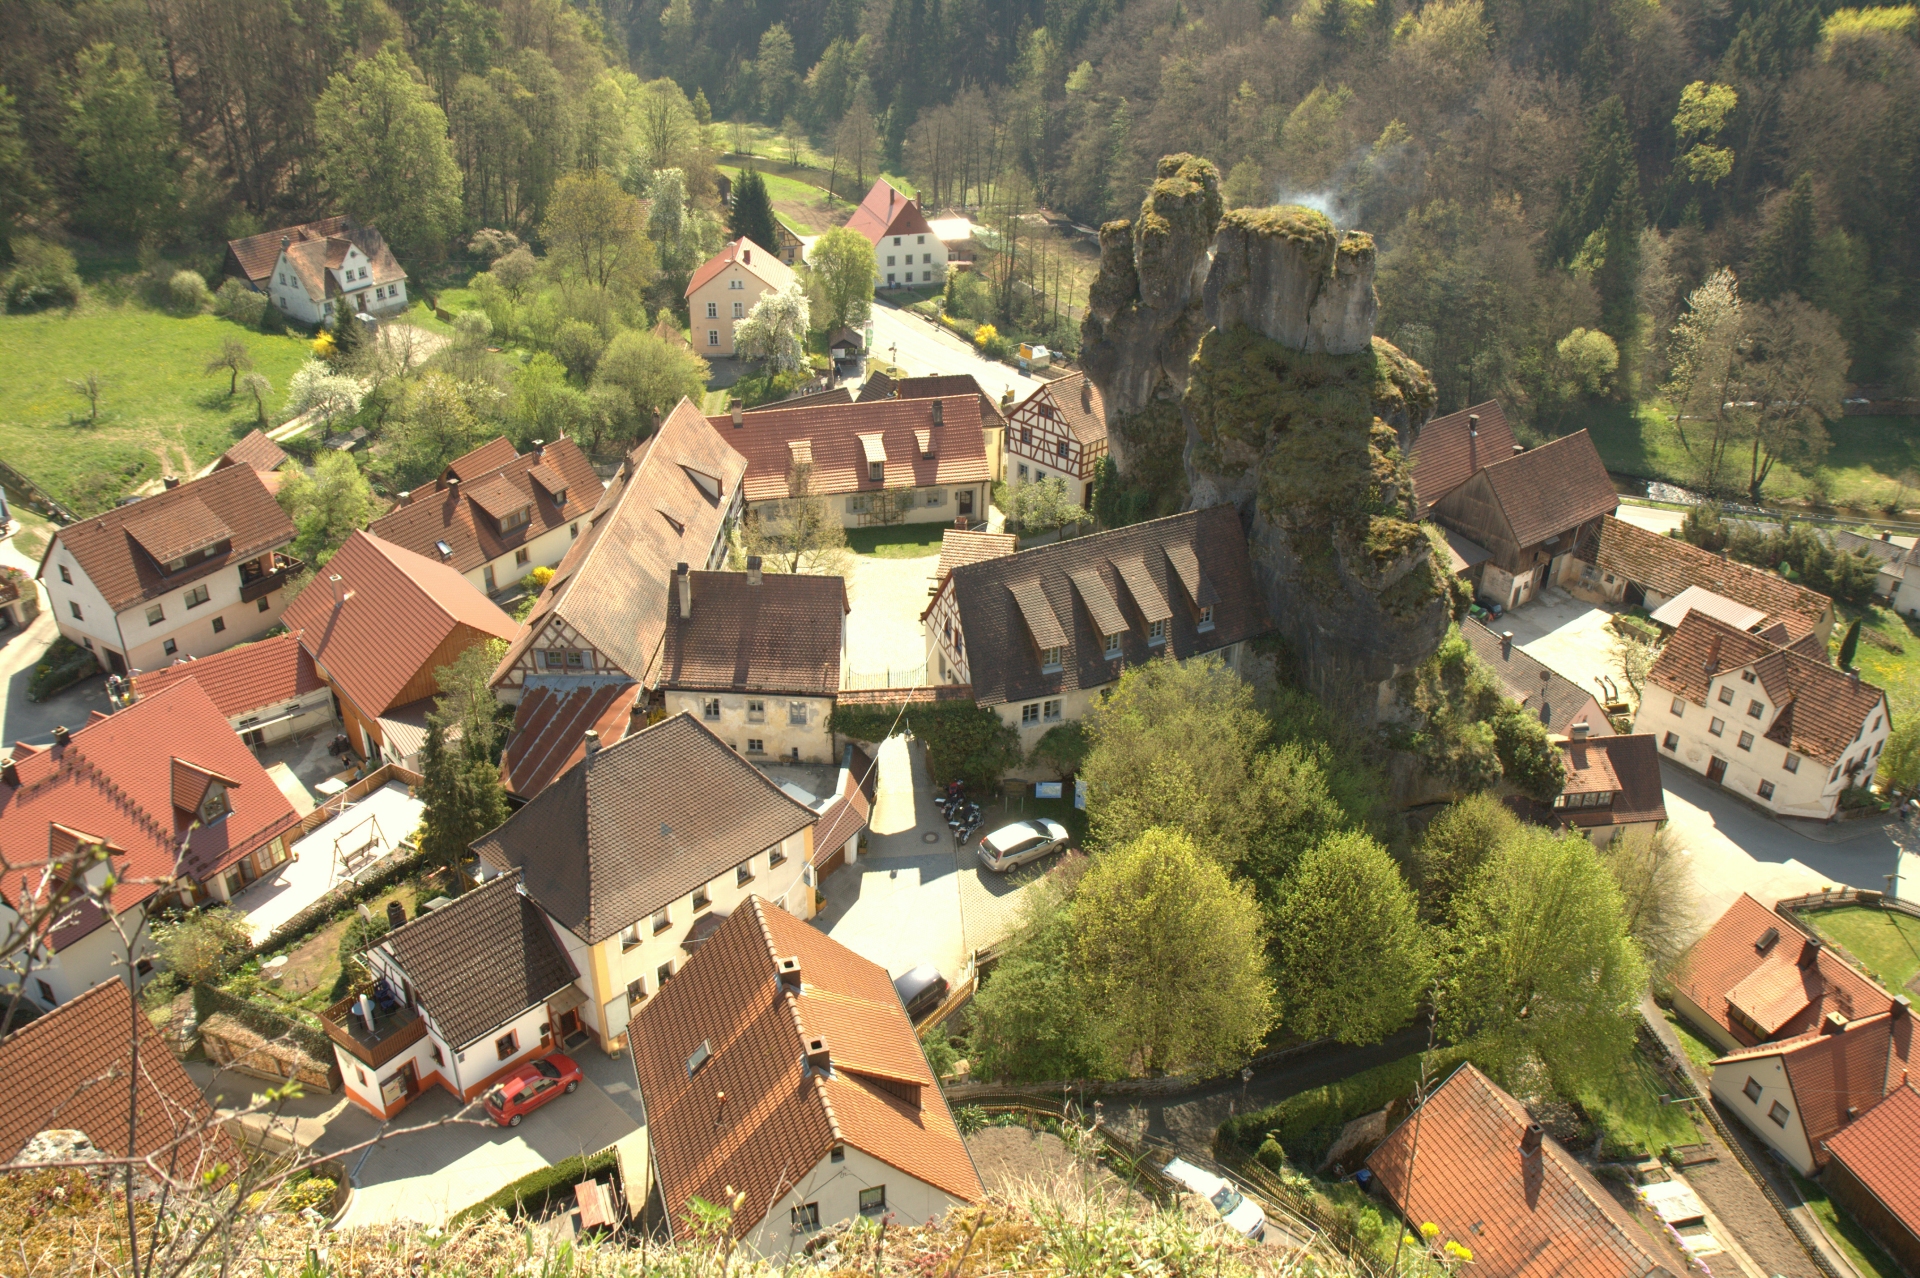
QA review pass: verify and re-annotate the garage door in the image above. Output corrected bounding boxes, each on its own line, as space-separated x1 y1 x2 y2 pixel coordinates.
816 845 846 877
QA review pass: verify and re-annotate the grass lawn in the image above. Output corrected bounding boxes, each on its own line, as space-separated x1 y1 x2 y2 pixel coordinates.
720 163 858 236
1577 1050 1702 1159
10 505 55 560
0 304 315 513
1789 1167 1908 1278
1835 598 1920 723
1662 1006 1726 1072
1565 401 1920 515
846 522 948 557
1805 905 1920 992
248 880 428 1014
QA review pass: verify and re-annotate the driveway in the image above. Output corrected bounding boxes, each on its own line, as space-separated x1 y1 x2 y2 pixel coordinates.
868 301 1047 404
843 554 940 686
0 528 110 749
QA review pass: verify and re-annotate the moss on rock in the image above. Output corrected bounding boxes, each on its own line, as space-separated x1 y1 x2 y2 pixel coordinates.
1221 203 1335 245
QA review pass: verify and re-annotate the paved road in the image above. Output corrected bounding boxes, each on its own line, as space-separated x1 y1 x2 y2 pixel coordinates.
868 300 1048 404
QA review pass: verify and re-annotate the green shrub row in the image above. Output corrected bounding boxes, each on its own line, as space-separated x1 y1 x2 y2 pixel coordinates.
448 1149 619 1228
28 635 100 702
829 698 1023 792
1216 1047 1468 1164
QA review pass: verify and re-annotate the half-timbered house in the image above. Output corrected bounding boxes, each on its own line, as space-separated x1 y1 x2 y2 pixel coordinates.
1004 372 1107 509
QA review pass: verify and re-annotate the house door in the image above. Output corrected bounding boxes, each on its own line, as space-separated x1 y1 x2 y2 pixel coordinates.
1706 756 1728 784
106 649 127 675
558 1009 581 1041
957 489 974 517
398 1059 418 1097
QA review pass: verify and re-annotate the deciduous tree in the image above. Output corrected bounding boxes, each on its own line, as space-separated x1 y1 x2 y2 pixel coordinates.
806 226 876 334
593 327 709 441
277 451 376 565
1740 294 1845 501
1270 831 1429 1043
1601 827 1696 973
540 169 657 299
733 281 810 372
1411 792 1518 926
743 462 852 575
204 339 254 396
314 47 462 259
61 43 182 240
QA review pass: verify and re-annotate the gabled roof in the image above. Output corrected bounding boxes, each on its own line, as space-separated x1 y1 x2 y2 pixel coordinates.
42 467 294 613
627 897 982 1242
845 179 935 246
284 531 518 719
812 763 871 857
949 507 1268 707
368 437 601 577
1713 1004 1914 1165
1830 529 1909 567
0 681 301 927
1470 430 1618 548
927 528 1017 605
497 401 749 688
256 220 405 301
1592 515 1832 640
1645 610 1780 706
215 429 290 475
132 631 325 721
659 571 847 697
378 872 578 1049
1824 1080 1920 1233
684 236 798 299
1459 618 1613 737
860 372 1010 428
0 979 236 1174
712 395 992 503
1010 371 1107 447
1365 1064 1670 1278
473 714 817 945
1411 400 1516 514
225 215 350 283
1670 894 1891 1048
499 681 644 799
1556 733 1666 828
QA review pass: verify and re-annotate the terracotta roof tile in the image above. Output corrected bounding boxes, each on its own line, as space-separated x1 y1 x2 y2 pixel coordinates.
627 898 981 1242
217 429 290 474
226 215 350 283
499 682 643 799
1644 611 1780 707
446 437 521 482
1365 1064 1668 1278
369 437 600 577
284 531 518 719
1411 401 1516 514
1475 430 1620 548
132 631 325 721
474 714 817 944
845 180 934 246
1716 1009 1916 1165
812 765 871 859
717 396 990 503
928 529 1016 604
44 467 293 613
0 979 236 1175
1824 1080 1920 1232
862 373 1010 428
684 237 796 298
497 402 748 687
1593 516 1831 640
379 873 578 1049
1010 371 1106 447
950 507 1267 707
1555 734 1666 828
1460 618 1614 737
659 571 847 697
1670 894 1891 1047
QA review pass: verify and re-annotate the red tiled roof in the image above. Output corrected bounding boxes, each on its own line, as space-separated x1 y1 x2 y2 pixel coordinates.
132 632 324 721
812 765 871 858
1716 1007 1915 1166
1411 401 1516 514
1824 1080 1920 1232
0 681 301 923
659 571 847 697
285 531 518 719
933 528 1017 587
0 979 236 1175
861 373 1011 428
1556 733 1666 828
43 467 294 613
845 179 934 246
498 681 643 798
684 236 797 298
712 395 992 504
1593 515 1832 640
1645 610 1780 706
1670 894 1891 1048
627 897 981 1242
369 437 601 577
1365 1064 1668 1278
1010 371 1107 447
1473 430 1619 549
216 429 290 474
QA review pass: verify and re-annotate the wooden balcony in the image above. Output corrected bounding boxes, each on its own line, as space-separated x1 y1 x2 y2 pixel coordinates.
239 552 305 604
320 994 426 1068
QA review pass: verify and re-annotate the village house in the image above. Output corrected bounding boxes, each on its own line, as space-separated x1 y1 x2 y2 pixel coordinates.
283 530 519 768
223 216 409 326
1575 514 1837 645
132 630 334 754
320 872 579 1120
1365 1063 1678 1278
925 506 1268 753
472 713 823 1053
38 466 301 676
2 978 236 1177
658 561 848 765
1420 426 1618 611
201 429 292 492
771 217 806 266
1409 401 1517 515
1002 372 1108 510
367 435 602 596
1633 611 1890 819
858 372 1007 486
1830 528 1911 600
626 897 983 1256
1542 731 1667 844
845 179 943 289
1460 617 1615 738
717 394 992 529
492 401 747 704
1822 1081 1920 1274
685 237 798 356
0 681 302 1008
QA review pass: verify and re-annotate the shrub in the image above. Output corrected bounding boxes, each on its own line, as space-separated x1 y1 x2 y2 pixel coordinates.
1217 1047 1468 1163
1028 721 1090 775
448 1150 618 1227
973 322 999 347
336 911 391 968
168 269 213 314
467 228 524 261
829 699 1024 792
27 636 101 701
154 907 253 985
1256 1137 1287 1171
213 277 268 327
5 238 84 311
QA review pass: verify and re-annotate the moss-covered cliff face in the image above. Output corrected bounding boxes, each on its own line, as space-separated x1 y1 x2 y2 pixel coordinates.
1081 163 1454 724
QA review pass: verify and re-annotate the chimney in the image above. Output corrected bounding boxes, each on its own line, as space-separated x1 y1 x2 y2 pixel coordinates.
1081 379 1092 410
1467 413 1479 472
1704 635 1722 673
1571 721 1590 740
676 562 691 618
1512 444 1525 454
1894 995 1912 1022
386 899 407 930
1849 670 1861 689
397 490 411 504
1500 630 1514 659
932 399 944 427
447 476 460 490
1 759 16 787
746 555 762 586
281 235 290 250
805 1036 832 1073
1822 1011 1848 1035
1520 1123 1544 1156
730 399 744 428
162 475 180 490
52 726 71 747
1799 935 1823 969
778 955 802 995
743 246 751 265
1882 531 1892 542
584 729 601 760
357 992 376 1035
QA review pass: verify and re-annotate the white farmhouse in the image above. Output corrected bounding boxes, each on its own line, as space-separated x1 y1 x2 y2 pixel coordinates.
223 216 409 327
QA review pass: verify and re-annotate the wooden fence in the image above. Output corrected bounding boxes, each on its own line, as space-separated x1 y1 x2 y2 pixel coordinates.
1775 886 1920 922
291 762 424 838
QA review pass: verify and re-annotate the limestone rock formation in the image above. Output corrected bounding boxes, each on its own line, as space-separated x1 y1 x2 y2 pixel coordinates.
1081 168 1454 724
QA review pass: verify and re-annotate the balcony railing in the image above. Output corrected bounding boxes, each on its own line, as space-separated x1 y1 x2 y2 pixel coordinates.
320 993 426 1068
240 552 305 604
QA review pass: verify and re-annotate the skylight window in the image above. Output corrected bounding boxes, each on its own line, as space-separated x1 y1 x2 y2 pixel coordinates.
686 1039 711 1076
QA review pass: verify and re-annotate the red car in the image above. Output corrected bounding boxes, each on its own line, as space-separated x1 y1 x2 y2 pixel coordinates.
483 1053 581 1127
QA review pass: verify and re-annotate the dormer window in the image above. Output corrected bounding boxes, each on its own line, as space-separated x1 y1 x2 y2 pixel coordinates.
499 506 532 532
1040 646 1063 672
1147 619 1167 645
550 487 567 507
869 461 883 483
200 786 230 822
1198 606 1215 631
1104 632 1123 658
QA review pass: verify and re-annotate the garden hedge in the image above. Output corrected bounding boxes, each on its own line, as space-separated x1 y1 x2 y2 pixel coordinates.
448 1149 619 1227
1216 1047 1468 1164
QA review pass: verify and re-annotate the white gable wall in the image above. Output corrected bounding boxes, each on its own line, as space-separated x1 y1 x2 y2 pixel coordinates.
740 1142 968 1260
